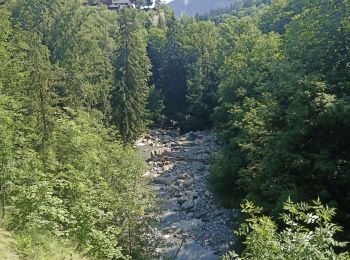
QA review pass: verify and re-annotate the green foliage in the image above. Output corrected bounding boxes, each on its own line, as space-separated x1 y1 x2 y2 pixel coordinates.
211 0 350 241
112 9 152 144
223 200 350 260
211 17 284 209
7 109 156 259
180 19 220 130
1 2 157 259
16 230 86 260
13 0 118 110
149 13 222 130
157 13 188 124
147 85 166 125
2 0 350 257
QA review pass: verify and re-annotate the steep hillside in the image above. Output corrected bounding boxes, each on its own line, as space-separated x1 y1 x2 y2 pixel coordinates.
168 0 236 17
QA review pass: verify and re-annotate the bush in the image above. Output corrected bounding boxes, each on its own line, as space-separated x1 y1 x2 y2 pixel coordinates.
16 230 86 260
5 110 157 259
223 199 350 260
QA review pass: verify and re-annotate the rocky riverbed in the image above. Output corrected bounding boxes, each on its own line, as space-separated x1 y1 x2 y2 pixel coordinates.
136 129 237 259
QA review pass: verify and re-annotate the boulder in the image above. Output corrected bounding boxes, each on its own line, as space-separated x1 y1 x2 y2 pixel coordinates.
181 200 194 211
194 198 204 210
163 199 181 211
161 212 181 225
171 219 203 233
164 175 178 185
177 196 188 205
170 241 219 260
151 147 171 158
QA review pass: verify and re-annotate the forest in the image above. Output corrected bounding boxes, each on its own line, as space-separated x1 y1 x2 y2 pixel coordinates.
0 0 349 259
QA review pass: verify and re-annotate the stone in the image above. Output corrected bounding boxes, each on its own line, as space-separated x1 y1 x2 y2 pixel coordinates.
151 146 171 158
161 212 181 225
154 175 177 186
163 164 174 172
163 175 178 185
177 196 188 205
163 199 180 211
185 132 197 141
194 211 206 218
194 198 204 210
179 173 189 180
191 191 199 199
151 184 165 192
214 210 223 217
159 191 170 199
171 219 203 233
175 140 193 146
181 200 194 211
137 129 235 256
172 241 219 260
153 177 166 185
186 212 194 219
136 142 146 147
170 184 181 192
194 138 205 145
183 179 193 187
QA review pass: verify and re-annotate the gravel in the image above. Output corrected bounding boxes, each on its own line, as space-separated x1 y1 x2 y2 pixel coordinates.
136 129 237 258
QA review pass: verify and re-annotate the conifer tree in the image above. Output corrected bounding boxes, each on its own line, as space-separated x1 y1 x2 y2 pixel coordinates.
158 13 187 123
26 36 56 166
112 9 152 144
181 20 220 130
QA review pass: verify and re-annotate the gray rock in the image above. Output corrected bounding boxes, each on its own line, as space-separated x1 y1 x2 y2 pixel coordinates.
151 184 165 191
194 210 206 218
163 199 180 211
183 179 194 187
137 129 236 256
191 191 199 199
181 200 194 211
194 198 204 210
177 196 188 205
161 212 181 225
185 132 197 141
171 219 203 232
164 175 178 185
187 212 194 219
151 146 171 159
155 175 178 186
170 184 181 192
214 210 223 217
163 164 174 172
153 177 166 185
169 241 219 260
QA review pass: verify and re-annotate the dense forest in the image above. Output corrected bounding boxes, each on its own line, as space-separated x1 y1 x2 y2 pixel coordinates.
0 0 349 259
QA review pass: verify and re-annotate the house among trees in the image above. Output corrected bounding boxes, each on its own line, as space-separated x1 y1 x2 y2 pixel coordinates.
102 0 135 9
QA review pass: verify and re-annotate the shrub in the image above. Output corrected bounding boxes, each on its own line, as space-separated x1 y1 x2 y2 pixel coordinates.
224 199 350 260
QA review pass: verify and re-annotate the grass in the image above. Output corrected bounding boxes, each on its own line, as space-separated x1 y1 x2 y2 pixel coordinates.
0 227 87 260
0 228 20 260
16 231 88 260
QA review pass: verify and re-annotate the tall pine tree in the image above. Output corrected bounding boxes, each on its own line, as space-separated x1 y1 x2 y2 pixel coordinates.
112 9 152 144
181 20 220 130
158 13 187 124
